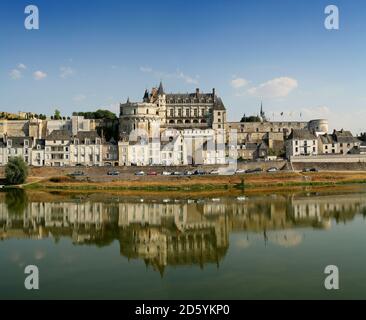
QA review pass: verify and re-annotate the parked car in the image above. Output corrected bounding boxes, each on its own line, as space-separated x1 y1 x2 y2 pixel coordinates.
210 169 220 175
194 170 206 175
70 171 85 177
75 163 85 167
107 170 119 176
302 168 311 173
267 167 278 173
184 170 194 176
235 169 246 174
135 171 145 176
162 171 172 176
173 171 183 176
310 168 319 172
148 171 158 176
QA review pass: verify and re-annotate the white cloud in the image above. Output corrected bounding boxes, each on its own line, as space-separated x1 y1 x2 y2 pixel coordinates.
60 66 75 79
140 66 153 73
9 69 22 80
18 63 27 70
177 71 199 85
247 77 298 98
33 71 47 80
231 77 249 89
73 94 86 102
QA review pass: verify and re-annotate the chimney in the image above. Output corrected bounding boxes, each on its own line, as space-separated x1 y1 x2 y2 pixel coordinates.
196 88 200 97
212 88 216 101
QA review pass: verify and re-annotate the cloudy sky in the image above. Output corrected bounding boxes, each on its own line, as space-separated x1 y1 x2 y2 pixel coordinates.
1 0 365 133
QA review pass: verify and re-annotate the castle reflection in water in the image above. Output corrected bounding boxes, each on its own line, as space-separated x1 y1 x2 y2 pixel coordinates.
1 192 366 274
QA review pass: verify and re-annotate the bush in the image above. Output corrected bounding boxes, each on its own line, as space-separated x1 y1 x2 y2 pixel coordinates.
5 157 28 185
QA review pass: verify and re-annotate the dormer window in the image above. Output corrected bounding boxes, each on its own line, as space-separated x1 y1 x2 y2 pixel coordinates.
74 138 79 145
85 138 90 145
96 138 101 145
7 140 12 147
24 140 29 147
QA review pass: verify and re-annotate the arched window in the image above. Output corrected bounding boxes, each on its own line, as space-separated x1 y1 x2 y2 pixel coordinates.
169 120 175 124
177 120 183 124
193 119 199 124
185 120 190 124
201 119 206 124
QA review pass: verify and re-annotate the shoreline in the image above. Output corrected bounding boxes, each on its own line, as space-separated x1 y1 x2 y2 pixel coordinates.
15 171 366 194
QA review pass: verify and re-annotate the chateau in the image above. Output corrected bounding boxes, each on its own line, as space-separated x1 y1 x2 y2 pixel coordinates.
0 82 364 167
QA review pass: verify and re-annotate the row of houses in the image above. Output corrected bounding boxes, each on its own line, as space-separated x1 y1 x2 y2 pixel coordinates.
286 129 366 158
0 131 118 167
0 128 227 167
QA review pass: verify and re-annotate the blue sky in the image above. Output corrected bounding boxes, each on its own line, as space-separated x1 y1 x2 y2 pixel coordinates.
1 0 365 133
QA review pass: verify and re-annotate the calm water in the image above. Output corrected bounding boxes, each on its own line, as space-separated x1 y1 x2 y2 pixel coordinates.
1 188 366 300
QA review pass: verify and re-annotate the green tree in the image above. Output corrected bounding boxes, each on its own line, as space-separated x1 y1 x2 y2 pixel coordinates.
5 156 28 185
54 109 62 120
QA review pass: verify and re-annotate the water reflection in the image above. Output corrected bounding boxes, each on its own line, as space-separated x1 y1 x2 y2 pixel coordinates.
1 192 366 275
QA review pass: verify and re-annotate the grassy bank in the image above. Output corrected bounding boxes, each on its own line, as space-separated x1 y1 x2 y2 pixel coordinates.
22 171 366 193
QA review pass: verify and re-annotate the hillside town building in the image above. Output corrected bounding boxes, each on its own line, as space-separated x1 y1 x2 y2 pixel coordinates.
0 83 364 167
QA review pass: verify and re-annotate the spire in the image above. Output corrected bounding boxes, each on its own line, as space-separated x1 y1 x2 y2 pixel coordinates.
260 101 264 116
260 101 266 121
158 81 165 95
126 97 130 104
143 89 149 102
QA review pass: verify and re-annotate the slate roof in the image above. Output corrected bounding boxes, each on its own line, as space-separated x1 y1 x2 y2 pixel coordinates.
5 136 33 148
165 93 226 110
333 130 359 144
73 131 101 144
320 134 335 144
33 139 45 150
46 130 72 141
288 129 317 140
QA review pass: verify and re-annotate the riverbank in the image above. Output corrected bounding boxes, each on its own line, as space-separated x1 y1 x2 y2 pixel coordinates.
19 171 366 193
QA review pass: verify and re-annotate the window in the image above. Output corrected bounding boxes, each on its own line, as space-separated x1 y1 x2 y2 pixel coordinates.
24 140 29 147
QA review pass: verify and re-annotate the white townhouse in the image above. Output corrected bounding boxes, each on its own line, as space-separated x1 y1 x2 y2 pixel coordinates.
45 130 72 167
182 129 226 165
286 129 318 159
0 136 34 166
31 139 46 166
70 131 103 166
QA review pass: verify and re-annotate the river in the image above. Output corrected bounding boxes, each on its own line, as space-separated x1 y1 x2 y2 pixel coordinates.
1 188 366 299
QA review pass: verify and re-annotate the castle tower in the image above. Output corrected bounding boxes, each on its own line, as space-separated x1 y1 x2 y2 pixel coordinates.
157 81 167 125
